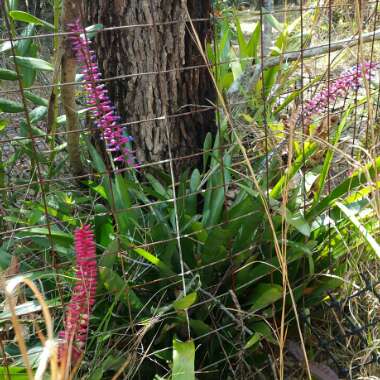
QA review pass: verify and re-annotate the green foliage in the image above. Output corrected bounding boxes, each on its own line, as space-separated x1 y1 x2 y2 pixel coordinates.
3 122 377 377
0 67 19 80
0 2 103 192
14 56 54 71
9 10 55 30
0 3 379 379
172 339 195 380
0 98 24 113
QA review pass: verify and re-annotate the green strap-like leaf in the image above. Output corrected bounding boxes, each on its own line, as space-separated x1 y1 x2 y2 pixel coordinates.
0 98 24 113
307 156 380 221
134 247 174 276
0 68 19 80
9 10 54 30
14 56 53 71
313 105 354 205
249 283 283 312
172 339 195 380
24 91 48 106
173 292 197 311
337 202 380 259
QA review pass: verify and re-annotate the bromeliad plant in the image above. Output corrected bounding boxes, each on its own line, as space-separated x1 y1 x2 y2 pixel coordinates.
1 110 379 378
26 115 371 378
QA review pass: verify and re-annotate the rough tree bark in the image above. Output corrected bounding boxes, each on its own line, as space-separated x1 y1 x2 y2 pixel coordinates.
86 0 215 172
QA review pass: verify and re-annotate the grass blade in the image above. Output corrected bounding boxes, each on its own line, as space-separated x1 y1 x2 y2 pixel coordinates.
336 202 380 259
313 106 353 205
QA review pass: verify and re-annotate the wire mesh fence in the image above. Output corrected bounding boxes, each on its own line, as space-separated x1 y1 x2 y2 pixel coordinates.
0 0 379 379
301 276 380 378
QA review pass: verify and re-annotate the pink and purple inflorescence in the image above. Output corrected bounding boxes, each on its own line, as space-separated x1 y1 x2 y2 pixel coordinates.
68 19 135 165
58 225 97 365
303 61 379 124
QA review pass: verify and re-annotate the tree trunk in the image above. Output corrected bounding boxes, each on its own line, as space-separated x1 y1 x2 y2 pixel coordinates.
86 0 215 173
61 0 84 177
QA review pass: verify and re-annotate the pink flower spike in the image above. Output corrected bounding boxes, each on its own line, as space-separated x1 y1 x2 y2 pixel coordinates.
68 19 136 166
302 61 379 125
58 225 97 367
